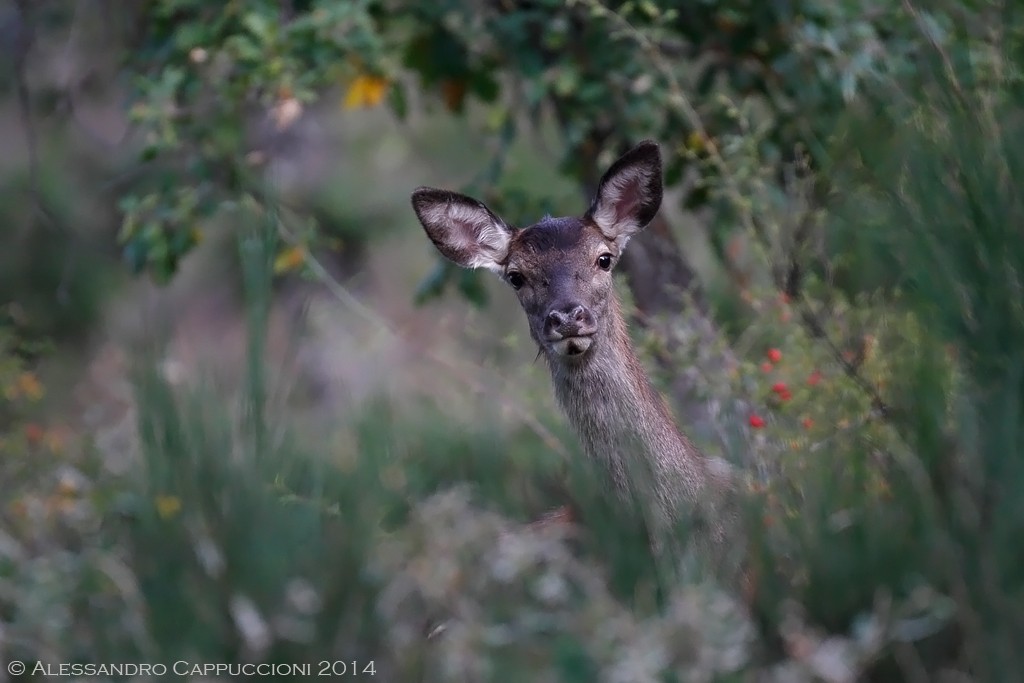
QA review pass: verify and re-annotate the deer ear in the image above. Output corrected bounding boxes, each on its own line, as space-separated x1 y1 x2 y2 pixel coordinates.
411 188 513 273
586 140 663 247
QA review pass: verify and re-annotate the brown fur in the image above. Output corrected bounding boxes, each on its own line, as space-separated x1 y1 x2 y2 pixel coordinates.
411 141 733 550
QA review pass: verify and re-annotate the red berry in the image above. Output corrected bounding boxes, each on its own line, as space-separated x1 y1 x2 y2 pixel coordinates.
779 390 792 402
767 348 782 363
761 362 773 373
24 423 44 444
749 414 765 429
807 370 822 386
771 382 788 394
801 417 814 430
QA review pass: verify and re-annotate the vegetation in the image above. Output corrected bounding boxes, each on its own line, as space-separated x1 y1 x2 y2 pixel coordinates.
2 0 1023 680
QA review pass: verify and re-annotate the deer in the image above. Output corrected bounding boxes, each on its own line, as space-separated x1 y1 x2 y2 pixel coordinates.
410 140 735 554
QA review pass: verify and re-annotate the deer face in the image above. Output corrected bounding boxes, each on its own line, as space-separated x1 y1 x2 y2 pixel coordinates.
411 141 663 361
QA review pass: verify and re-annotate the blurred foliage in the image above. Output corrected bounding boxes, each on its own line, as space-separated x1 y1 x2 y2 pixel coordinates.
0 170 121 341
110 0 963 295
828 55 1024 672
3 0 1024 680
0 232 959 681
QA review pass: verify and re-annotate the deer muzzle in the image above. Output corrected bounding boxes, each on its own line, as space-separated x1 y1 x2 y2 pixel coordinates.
545 304 597 357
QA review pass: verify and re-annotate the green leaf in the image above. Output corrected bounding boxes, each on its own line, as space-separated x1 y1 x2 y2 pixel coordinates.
413 260 452 306
123 239 148 274
388 82 408 120
664 156 687 187
469 71 500 102
551 67 579 96
227 35 263 62
457 269 489 308
242 12 274 45
141 144 161 161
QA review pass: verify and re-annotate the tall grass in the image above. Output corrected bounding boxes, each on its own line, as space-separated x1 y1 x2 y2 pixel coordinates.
1 215 745 680
820 51 1024 676
4 45 1024 683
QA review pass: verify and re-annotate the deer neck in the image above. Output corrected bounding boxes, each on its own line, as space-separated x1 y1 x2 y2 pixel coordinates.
545 293 708 504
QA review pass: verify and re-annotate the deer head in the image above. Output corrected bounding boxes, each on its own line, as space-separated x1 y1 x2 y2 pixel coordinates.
411 141 662 362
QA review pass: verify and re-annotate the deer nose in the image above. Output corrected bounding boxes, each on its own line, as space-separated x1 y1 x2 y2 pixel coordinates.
545 304 592 337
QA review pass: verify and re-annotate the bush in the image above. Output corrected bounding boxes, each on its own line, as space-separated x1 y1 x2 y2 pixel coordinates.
4 189 1014 681
5 1 1024 680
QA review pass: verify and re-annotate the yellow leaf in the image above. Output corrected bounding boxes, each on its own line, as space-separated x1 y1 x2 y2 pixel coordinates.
686 131 706 153
344 74 389 109
17 372 44 401
45 431 67 453
56 476 79 498
155 495 182 519
48 493 77 515
273 246 306 274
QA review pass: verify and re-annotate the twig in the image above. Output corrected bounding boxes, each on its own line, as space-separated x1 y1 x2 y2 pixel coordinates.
797 297 892 419
901 0 966 104
13 0 40 206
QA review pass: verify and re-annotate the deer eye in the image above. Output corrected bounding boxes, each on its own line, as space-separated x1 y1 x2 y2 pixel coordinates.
507 271 525 289
597 254 613 271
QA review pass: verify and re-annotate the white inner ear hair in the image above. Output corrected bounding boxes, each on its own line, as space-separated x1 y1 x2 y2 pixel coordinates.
424 200 510 272
592 165 652 244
